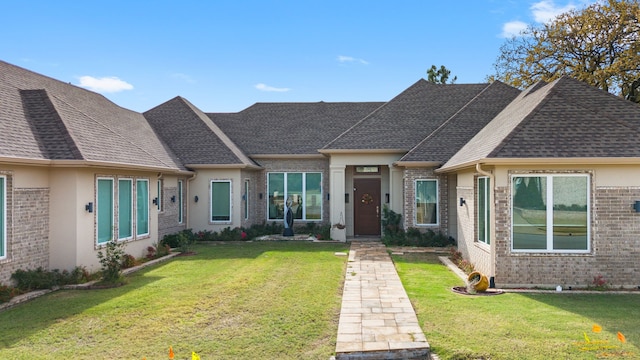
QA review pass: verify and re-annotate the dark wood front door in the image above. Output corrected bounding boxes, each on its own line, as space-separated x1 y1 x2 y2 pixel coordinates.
354 178 381 236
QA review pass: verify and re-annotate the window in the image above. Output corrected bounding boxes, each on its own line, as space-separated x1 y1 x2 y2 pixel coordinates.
415 179 438 225
0 176 6 259
477 177 490 245
157 179 163 211
211 180 231 222
136 179 149 236
118 179 133 240
267 172 322 221
512 174 589 252
97 178 114 244
243 180 249 220
178 180 184 224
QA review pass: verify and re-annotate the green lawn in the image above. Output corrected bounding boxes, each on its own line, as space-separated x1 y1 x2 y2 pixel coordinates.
393 252 640 360
0 242 349 359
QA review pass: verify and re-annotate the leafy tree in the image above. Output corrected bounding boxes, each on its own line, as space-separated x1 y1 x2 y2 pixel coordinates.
490 0 640 102
426 65 457 84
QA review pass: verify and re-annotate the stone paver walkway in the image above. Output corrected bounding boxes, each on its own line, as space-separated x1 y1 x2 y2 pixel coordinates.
335 241 430 360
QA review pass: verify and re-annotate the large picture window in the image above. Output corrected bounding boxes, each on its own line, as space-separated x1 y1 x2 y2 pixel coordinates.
118 179 133 240
512 174 589 252
415 179 438 225
477 177 490 245
0 176 6 259
211 180 232 222
97 178 114 244
267 172 322 221
136 179 149 236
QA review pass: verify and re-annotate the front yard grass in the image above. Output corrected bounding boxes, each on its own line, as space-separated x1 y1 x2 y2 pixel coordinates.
0 242 348 359
393 252 640 360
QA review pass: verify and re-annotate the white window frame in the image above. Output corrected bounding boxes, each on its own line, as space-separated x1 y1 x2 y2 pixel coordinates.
414 179 439 226
118 178 134 241
136 179 150 237
96 177 115 245
266 172 323 221
477 176 490 245
244 179 250 220
0 175 6 260
210 180 232 223
157 178 163 212
178 180 184 224
511 173 591 253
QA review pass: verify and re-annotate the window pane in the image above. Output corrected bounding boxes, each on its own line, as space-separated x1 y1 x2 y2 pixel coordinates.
178 180 183 223
244 180 249 220
136 180 149 235
287 173 303 219
268 173 284 220
305 173 322 220
478 177 490 244
0 177 5 257
553 177 588 250
512 177 547 250
97 179 113 244
118 179 133 239
212 181 231 221
416 180 437 225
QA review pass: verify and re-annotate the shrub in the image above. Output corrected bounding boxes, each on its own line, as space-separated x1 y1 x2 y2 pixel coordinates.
11 266 90 291
96 239 126 284
0 285 20 303
381 206 406 245
121 254 136 269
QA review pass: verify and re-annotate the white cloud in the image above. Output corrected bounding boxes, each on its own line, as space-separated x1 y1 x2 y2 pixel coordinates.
255 83 291 92
501 20 529 38
171 73 196 84
78 76 133 93
337 55 369 65
531 0 576 23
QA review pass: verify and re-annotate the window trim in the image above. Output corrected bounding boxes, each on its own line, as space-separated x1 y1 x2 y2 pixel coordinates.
96 177 115 245
414 179 439 226
244 179 250 220
178 180 184 224
0 175 6 260
157 179 163 212
210 180 232 223
477 176 490 245
510 173 591 253
118 178 134 241
266 172 323 221
136 179 150 237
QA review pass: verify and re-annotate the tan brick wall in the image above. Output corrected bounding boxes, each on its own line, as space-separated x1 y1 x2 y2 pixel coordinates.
158 180 187 240
0 179 50 285
240 169 262 228
402 168 449 236
455 185 493 276
494 185 640 288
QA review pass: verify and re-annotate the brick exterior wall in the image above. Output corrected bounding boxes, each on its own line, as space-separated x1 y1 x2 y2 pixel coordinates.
492 184 640 288
158 179 188 240
402 168 449 236
240 169 262 228
455 185 493 277
0 178 50 285
254 158 331 225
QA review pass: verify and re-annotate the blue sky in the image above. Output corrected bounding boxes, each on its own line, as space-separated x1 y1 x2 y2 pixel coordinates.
1 0 593 112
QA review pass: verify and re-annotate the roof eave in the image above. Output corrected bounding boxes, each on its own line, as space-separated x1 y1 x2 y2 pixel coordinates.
394 160 442 168
437 157 640 173
0 156 192 174
186 163 263 170
319 149 408 155
250 153 326 159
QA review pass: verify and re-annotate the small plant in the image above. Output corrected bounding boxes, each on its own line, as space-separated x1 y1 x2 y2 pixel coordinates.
121 254 136 269
146 246 157 259
177 231 196 253
590 274 608 291
96 239 126 284
0 285 20 303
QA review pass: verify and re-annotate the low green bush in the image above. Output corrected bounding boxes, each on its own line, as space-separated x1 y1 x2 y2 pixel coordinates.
11 266 90 291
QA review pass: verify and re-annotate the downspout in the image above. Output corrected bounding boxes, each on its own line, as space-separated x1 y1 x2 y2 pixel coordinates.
186 171 198 228
476 163 497 288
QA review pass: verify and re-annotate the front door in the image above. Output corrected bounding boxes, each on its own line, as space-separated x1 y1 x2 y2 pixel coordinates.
354 178 381 236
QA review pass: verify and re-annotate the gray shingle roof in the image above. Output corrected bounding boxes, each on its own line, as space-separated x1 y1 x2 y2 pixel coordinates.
208 102 385 155
323 79 490 151
399 81 521 163
144 97 257 166
0 61 185 171
441 76 640 170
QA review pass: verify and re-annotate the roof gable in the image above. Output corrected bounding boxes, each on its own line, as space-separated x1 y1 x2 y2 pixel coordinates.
323 79 490 151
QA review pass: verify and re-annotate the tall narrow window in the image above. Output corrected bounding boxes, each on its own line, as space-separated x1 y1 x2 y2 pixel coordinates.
136 179 149 236
512 174 589 252
97 178 114 244
178 180 184 224
157 179 163 211
118 179 133 240
244 180 249 220
415 179 438 225
477 177 490 245
267 172 323 221
0 176 6 259
211 180 231 222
